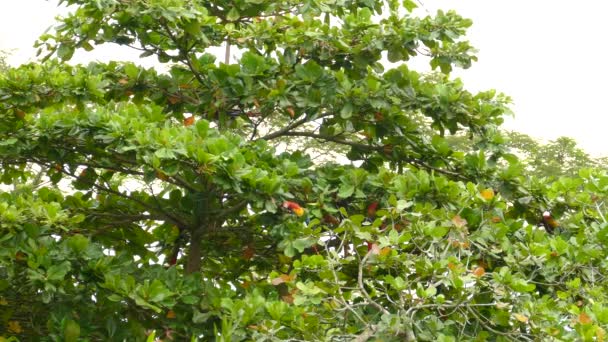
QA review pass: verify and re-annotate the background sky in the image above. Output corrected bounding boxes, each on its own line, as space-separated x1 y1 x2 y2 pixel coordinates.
2 0 607 156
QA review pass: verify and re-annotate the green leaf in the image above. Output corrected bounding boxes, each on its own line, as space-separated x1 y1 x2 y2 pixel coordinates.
338 184 355 198
67 234 89 253
147 279 174 302
403 0 418 12
292 237 315 253
46 262 71 281
63 319 81 342
226 7 240 21
295 61 324 82
146 331 156 342
340 102 354 119
57 44 75 61
240 52 268 76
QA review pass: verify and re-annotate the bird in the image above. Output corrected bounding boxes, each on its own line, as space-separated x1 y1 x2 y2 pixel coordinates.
283 201 305 217
541 211 559 234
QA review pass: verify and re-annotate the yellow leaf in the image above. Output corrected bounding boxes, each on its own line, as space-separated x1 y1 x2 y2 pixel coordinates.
514 313 528 323
379 247 391 257
0 298 7 305
578 312 593 325
7 321 22 334
480 188 495 201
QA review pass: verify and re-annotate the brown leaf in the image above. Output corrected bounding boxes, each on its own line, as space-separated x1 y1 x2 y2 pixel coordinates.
472 266 485 278
578 312 593 325
281 294 294 304
286 106 295 118
118 78 129 85
271 274 294 285
183 116 195 126
451 215 467 228
166 310 176 319
168 95 181 104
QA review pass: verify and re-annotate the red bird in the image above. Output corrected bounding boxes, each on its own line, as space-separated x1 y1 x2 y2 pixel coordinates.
283 201 304 216
541 211 559 234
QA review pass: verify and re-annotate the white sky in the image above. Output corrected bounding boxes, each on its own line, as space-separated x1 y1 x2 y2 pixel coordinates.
1 0 607 156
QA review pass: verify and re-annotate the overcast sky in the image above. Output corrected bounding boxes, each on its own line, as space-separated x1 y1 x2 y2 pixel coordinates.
2 0 607 156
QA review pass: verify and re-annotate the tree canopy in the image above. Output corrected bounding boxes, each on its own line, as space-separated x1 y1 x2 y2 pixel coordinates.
1 0 607 340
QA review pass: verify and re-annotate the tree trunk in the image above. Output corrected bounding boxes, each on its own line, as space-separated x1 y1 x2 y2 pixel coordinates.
185 228 203 274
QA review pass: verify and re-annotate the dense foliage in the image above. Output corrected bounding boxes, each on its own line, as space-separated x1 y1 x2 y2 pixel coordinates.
1 0 607 340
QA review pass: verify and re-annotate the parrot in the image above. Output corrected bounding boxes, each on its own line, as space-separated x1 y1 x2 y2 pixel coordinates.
283 201 305 217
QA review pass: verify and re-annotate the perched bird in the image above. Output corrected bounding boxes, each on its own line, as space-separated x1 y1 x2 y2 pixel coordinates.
283 201 305 217
541 211 559 234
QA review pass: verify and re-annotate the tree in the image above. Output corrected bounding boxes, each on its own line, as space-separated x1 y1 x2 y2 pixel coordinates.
501 132 599 178
1 0 607 340
448 130 608 179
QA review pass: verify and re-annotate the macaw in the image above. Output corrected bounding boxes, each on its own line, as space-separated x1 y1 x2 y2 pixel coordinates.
283 201 305 217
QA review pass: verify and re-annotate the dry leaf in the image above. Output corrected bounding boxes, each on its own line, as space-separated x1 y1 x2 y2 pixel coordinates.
472 266 485 278
281 294 294 304
271 274 294 285
451 215 467 228
495 302 509 309
166 310 176 319
118 78 129 85
578 312 593 325
286 107 295 118
183 116 195 126
368 243 381 255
